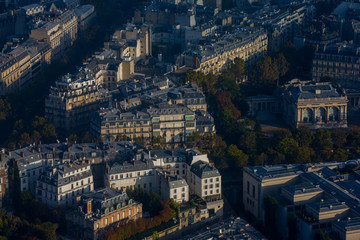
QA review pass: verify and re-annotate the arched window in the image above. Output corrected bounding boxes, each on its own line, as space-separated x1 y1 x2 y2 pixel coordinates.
316 108 326 121
303 108 313 122
329 107 339 121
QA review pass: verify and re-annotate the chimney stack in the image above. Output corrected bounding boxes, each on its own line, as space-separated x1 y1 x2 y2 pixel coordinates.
87 199 92 213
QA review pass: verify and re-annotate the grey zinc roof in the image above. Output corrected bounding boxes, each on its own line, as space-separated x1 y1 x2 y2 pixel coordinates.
284 82 343 101
245 164 304 180
333 217 360 232
307 199 348 213
11 142 146 169
109 159 153 174
147 104 194 116
168 177 188 189
38 160 92 186
82 187 128 203
191 161 220 179
283 183 323 196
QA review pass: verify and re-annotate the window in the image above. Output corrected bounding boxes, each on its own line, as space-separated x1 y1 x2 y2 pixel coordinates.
182 187 185 192
174 189 177 193
247 181 250 194
173 195 177 199
252 185 255 198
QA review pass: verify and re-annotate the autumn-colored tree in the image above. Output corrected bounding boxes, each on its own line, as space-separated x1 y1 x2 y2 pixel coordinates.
215 90 241 119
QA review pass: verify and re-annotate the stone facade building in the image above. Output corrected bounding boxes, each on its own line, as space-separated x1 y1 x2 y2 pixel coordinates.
30 10 78 61
45 68 111 133
66 187 142 240
247 79 348 129
280 80 348 129
36 160 94 207
312 43 360 88
105 23 152 62
177 27 268 74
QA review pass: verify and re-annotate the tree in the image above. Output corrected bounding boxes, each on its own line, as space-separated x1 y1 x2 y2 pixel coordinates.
152 231 159 240
134 137 146 147
68 134 78 144
231 58 246 83
216 90 241 119
313 230 331 240
274 53 289 78
294 126 314 147
41 124 57 143
18 133 32 147
239 131 257 154
276 138 299 161
169 199 179 218
331 148 348 162
313 129 333 149
249 56 278 89
294 147 313 164
227 144 248 168
331 129 348 148
0 97 11 121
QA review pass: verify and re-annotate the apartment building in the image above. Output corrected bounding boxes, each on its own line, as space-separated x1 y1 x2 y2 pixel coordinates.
66 187 142 240
91 83 215 143
151 149 223 216
9 143 223 217
74 4 96 32
91 109 152 142
312 43 360 88
21 3 44 16
156 170 189 204
148 104 196 143
105 158 155 193
177 27 268 74
9 142 145 196
91 104 198 144
86 50 134 90
45 68 111 133
105 23 152 62
36 160 94 207
168 84 207 112
30 10 78 60
0 47 30 94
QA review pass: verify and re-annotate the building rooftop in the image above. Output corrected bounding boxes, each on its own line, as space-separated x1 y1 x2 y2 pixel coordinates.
191 161 220 179
282 183 322 196
333 217 360 232
244 164 304 180
182 217 266 240
282 80 346 101
307 199 348 213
